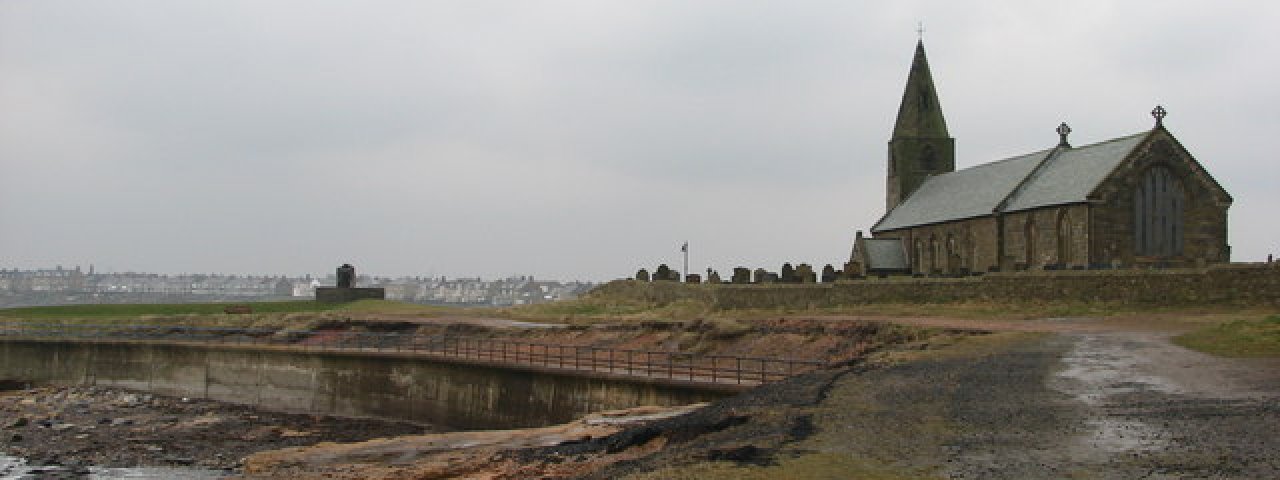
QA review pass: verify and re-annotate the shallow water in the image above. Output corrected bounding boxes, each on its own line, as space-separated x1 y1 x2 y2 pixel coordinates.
1 454 229 479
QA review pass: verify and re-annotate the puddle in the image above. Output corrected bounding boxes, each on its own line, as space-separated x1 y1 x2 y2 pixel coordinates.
1052 333 1175 454
1054 334 1182 405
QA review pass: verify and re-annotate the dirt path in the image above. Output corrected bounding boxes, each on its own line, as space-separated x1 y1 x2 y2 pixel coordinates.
355 314 566 329
586 315 1280 479
788 312 1242 333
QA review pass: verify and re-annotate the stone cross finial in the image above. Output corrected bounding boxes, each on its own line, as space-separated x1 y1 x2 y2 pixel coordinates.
1056 122 1072 147
1151 105 1167 128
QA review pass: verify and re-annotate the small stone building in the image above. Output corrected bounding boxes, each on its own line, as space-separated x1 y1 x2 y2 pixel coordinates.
850 41 1232 276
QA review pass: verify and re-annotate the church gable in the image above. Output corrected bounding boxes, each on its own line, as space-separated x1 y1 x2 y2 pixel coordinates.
1087 127 1232 207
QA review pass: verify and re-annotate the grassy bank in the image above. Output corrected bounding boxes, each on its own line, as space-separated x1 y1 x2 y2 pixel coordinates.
0 301 344 318
497 279 1269 326
0 299 470 330
1173 316 1280 357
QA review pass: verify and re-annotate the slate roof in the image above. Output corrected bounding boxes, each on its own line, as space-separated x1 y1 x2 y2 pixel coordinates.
1002 133 1146 212
863 238 909 270
873 131 1150 232
873 149 1050 231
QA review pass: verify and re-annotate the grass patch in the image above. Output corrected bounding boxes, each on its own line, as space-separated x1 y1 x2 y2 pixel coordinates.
625 452 935 480
1173 316 1280 357
0 299 479 330
0 301 344 319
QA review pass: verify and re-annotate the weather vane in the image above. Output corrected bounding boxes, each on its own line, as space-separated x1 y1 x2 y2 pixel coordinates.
917 22 925 40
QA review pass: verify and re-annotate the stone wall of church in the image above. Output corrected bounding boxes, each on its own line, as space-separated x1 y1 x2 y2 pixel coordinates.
876 216 1001 275
1088 133 1231 267
599 263 1280 309
999 204 1091 270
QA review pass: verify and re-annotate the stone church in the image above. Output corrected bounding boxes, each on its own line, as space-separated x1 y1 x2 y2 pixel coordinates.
850 41 1232 276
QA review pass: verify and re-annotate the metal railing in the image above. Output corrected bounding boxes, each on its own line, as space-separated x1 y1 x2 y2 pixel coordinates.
0 323 827 387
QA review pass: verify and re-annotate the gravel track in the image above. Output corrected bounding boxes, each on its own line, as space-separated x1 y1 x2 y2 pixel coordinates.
570 326 1280 479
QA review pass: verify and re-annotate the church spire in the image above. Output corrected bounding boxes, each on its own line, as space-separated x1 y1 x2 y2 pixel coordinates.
892 40 950 139
885 40 955 210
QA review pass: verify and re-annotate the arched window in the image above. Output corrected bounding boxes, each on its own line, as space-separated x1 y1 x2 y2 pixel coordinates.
1024 219 1037 269
946 234 957 274
914 239 924 273
929 235 939 274
1056 210 1072 266
1133 167 1185 257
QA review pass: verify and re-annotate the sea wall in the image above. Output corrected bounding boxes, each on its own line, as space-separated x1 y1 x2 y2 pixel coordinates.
0 340 723 430
598 263 1280 309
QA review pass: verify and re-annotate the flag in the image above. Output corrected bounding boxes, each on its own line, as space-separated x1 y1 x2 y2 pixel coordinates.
681 242 688 253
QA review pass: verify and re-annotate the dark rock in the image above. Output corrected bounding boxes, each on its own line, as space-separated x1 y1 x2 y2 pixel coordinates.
706 445 774 466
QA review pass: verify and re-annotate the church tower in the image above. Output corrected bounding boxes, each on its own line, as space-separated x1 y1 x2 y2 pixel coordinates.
886 40 955 210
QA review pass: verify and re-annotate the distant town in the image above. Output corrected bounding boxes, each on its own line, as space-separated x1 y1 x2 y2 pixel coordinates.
0 265 596 309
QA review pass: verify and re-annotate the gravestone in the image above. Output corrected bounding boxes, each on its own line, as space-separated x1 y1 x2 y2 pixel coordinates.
731 267 751 284
708 270 722 284
780 263 797 283
753 268 769 284
821 264 837 283
635 269 651 282
796 263 816 283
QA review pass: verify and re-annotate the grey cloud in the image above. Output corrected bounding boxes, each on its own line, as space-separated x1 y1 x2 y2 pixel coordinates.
2 1 1278 280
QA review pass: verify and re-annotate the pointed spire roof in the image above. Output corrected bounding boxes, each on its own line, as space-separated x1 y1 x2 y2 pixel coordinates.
892 41 950 139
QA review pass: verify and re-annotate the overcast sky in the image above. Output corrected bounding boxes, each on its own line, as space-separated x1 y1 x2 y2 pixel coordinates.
2 1 1277 281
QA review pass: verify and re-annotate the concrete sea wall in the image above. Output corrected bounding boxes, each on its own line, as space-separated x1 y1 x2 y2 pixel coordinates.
0 341 723 430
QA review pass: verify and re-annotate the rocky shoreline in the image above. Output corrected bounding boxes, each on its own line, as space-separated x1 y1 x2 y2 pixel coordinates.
0 386 430 477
